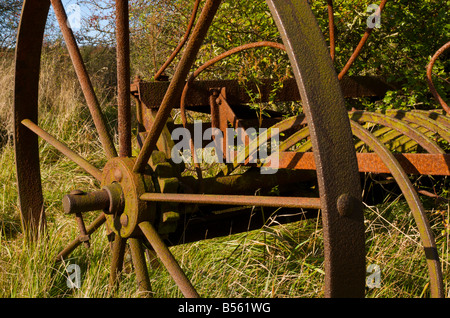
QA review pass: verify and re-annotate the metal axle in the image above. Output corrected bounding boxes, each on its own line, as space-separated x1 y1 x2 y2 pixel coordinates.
62 183 124 215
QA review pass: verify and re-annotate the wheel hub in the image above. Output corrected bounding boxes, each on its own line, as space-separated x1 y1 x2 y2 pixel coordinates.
102 157 157 238
63 157 156 238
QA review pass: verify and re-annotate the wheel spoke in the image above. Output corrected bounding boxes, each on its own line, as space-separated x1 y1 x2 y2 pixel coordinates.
21 119 103 181
133 0 223 173
129 238 152 297
139 221 199 298
140 193 321 209
50 0 117 159
109 235 127 293
116 0 132 157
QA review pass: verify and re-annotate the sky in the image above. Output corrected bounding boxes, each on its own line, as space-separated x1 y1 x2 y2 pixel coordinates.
48 0 112 41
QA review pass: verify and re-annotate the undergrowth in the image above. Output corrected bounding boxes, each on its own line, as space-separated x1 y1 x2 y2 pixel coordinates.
0 41 449 298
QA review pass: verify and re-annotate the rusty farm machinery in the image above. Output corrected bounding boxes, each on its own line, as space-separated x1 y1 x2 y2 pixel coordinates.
13 0 449 297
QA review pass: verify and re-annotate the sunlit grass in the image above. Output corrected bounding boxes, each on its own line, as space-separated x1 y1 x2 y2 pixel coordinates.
0 49 449 299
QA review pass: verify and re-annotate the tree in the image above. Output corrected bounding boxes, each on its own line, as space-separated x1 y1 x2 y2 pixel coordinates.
0 0 22 49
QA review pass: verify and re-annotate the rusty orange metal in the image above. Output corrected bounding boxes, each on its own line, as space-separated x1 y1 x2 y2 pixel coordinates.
274 152 450 176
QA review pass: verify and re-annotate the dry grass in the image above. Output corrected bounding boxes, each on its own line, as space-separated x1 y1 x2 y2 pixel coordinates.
0 49 448 298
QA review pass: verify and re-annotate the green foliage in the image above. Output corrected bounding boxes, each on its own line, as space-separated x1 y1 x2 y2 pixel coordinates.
318 0 450 110
76 0 448 112
126 0 449 112
0 0 22 48
199 1 288 81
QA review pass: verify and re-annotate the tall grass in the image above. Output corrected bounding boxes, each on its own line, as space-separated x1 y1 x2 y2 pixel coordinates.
0 48 448 298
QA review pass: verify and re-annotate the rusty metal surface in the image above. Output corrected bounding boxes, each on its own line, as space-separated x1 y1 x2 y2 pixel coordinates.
116 0 132 157
350 111 445 154
75 211 90 248
327 0 335 61
101 157 155 238
129 237 152 297
63 189 110 215
140 192 321 209
21 119 103 181
427 41 450 114
109 235 127 293
131 76 398 109
14 0 51 239
266 0 365 297
139 221 199 298
56 213 106 261
377 109 450 143
51 0 117 159
274 152 450 176
412 110 450 129
350 121 444 298
134 0 223 173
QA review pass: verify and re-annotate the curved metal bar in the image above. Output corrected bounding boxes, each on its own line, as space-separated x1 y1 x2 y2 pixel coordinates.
14 0 51 239
426 41 450 115
349 111 445 154
154 0 202 80
350 120 444 298
279 109 449 154
180 41 286 124
290 126 426 154
377 110 450 143
412 110 450 130
327 0 335 61
354 126 392 150
267 1 365 297
337 0 388 80
278 126 311 152
358 124 431 153
133 0 223 173
234 114 307 165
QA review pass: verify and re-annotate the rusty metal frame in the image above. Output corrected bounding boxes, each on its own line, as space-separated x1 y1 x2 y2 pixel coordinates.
266 0 365 297
14 0 447 299
14 0 51 239
274 152 450 176
350 121 444 298
133 0 223 173
131 76 399 109
426 41 450 114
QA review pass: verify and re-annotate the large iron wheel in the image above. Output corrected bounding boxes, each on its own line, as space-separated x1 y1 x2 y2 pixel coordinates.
13 0 443 298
